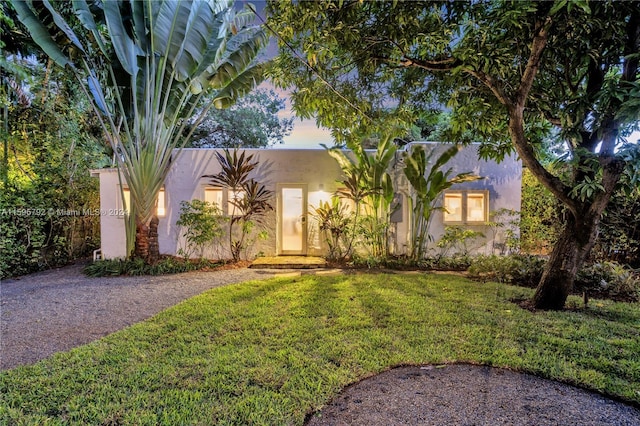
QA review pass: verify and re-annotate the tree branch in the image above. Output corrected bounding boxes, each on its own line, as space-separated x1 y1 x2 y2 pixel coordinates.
516 16 552 107
506 16 579 215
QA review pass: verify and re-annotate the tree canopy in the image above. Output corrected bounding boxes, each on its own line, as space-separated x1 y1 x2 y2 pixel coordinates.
189 88 294 148
267 0 640 309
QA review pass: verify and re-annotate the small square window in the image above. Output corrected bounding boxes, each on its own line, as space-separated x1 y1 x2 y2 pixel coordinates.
444 193 463 222
228 190 246 215
467 193 486 222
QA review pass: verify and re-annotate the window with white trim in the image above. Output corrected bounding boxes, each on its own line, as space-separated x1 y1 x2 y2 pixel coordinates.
443 191 488 224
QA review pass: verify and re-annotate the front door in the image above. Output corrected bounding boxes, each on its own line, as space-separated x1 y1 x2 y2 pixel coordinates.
278 184 307 255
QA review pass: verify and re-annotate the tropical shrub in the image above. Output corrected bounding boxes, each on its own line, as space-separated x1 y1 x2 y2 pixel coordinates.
205 150 273 261
15 0 268 263
175 200 226 260
312 197 354 261
591 187 640 268
326 136 396 257
468 254 545 288
0 60 104 278
436 226 485 258
403 145 480 261
83 257 222 277
575 262 640 303
519 169 561 255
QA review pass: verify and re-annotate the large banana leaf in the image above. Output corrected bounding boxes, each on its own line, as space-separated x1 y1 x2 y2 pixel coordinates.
12 0 72 67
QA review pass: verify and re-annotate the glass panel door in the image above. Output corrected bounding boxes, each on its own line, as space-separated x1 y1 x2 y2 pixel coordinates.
279 185 307 255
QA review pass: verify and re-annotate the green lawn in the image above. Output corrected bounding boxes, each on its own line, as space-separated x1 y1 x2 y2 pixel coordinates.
1 273 639 425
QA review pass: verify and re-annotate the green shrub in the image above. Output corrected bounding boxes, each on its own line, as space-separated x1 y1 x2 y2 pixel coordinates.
436 226 484 257
425 254 473 271
176 199 226 259
468 254 545 287
575 262 639 302
83 257 222 277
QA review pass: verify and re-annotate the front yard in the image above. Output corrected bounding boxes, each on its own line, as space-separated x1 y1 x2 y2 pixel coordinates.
1 273 638 424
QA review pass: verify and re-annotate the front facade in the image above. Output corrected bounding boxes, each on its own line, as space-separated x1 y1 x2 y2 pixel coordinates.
91 143 522 260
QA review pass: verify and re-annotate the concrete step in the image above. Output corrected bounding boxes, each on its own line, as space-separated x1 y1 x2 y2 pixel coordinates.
249 256 327 269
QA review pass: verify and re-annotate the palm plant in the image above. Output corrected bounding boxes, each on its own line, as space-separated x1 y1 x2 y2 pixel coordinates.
13 0 268 262
403 145 481 261
205 149 273 260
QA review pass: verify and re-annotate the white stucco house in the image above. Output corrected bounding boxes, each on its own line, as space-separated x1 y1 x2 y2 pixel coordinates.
90 142 522 260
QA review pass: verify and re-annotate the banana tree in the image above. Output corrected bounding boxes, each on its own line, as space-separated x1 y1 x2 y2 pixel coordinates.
325 136 397 257
403 145 481 261
13 0 268 262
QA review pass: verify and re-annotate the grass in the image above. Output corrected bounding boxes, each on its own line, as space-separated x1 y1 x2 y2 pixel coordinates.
1 273 639 425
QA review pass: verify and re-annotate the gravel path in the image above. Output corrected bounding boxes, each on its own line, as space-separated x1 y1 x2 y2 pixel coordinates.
2 264 639 425
0 262 281 370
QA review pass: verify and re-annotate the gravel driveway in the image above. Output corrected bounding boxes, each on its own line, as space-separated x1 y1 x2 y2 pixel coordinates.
0 262 281 370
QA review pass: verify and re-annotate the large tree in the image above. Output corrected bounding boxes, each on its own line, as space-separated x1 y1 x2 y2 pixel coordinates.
189 88 294 148
267 0 640 310
13 0 268 262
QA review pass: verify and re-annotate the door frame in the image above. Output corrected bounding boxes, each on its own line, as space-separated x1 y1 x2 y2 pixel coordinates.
277 183 308 255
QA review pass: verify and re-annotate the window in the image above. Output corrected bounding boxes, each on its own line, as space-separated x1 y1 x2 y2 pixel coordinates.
121 187 166 217
204 188 223 209
443 193 463 222
203 187 246 215
443 191 488 224
466 193 486 222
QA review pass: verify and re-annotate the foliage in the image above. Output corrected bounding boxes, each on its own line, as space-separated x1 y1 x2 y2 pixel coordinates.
205 149 273 261
2 273 638 424
326 136 396 257
518 169 561 255
311 196 354 261
175 200 226 260
189 88 294 148
575 262 640 303
0 56 105 279
423 254 473 272
14 0 268 262
436 226 485 258
403 145 480 260
484 208 520 255
468 255 546 288
83 257 222 278
591 172 640 267
267 1 640 310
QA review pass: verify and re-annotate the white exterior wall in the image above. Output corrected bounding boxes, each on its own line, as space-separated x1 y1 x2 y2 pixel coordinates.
91 143 522 260
395 143 522 256
90 168 128 259
161 148 343 259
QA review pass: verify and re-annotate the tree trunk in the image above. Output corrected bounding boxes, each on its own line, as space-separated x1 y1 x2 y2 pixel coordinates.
532 212 599 310
134 215 160 263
